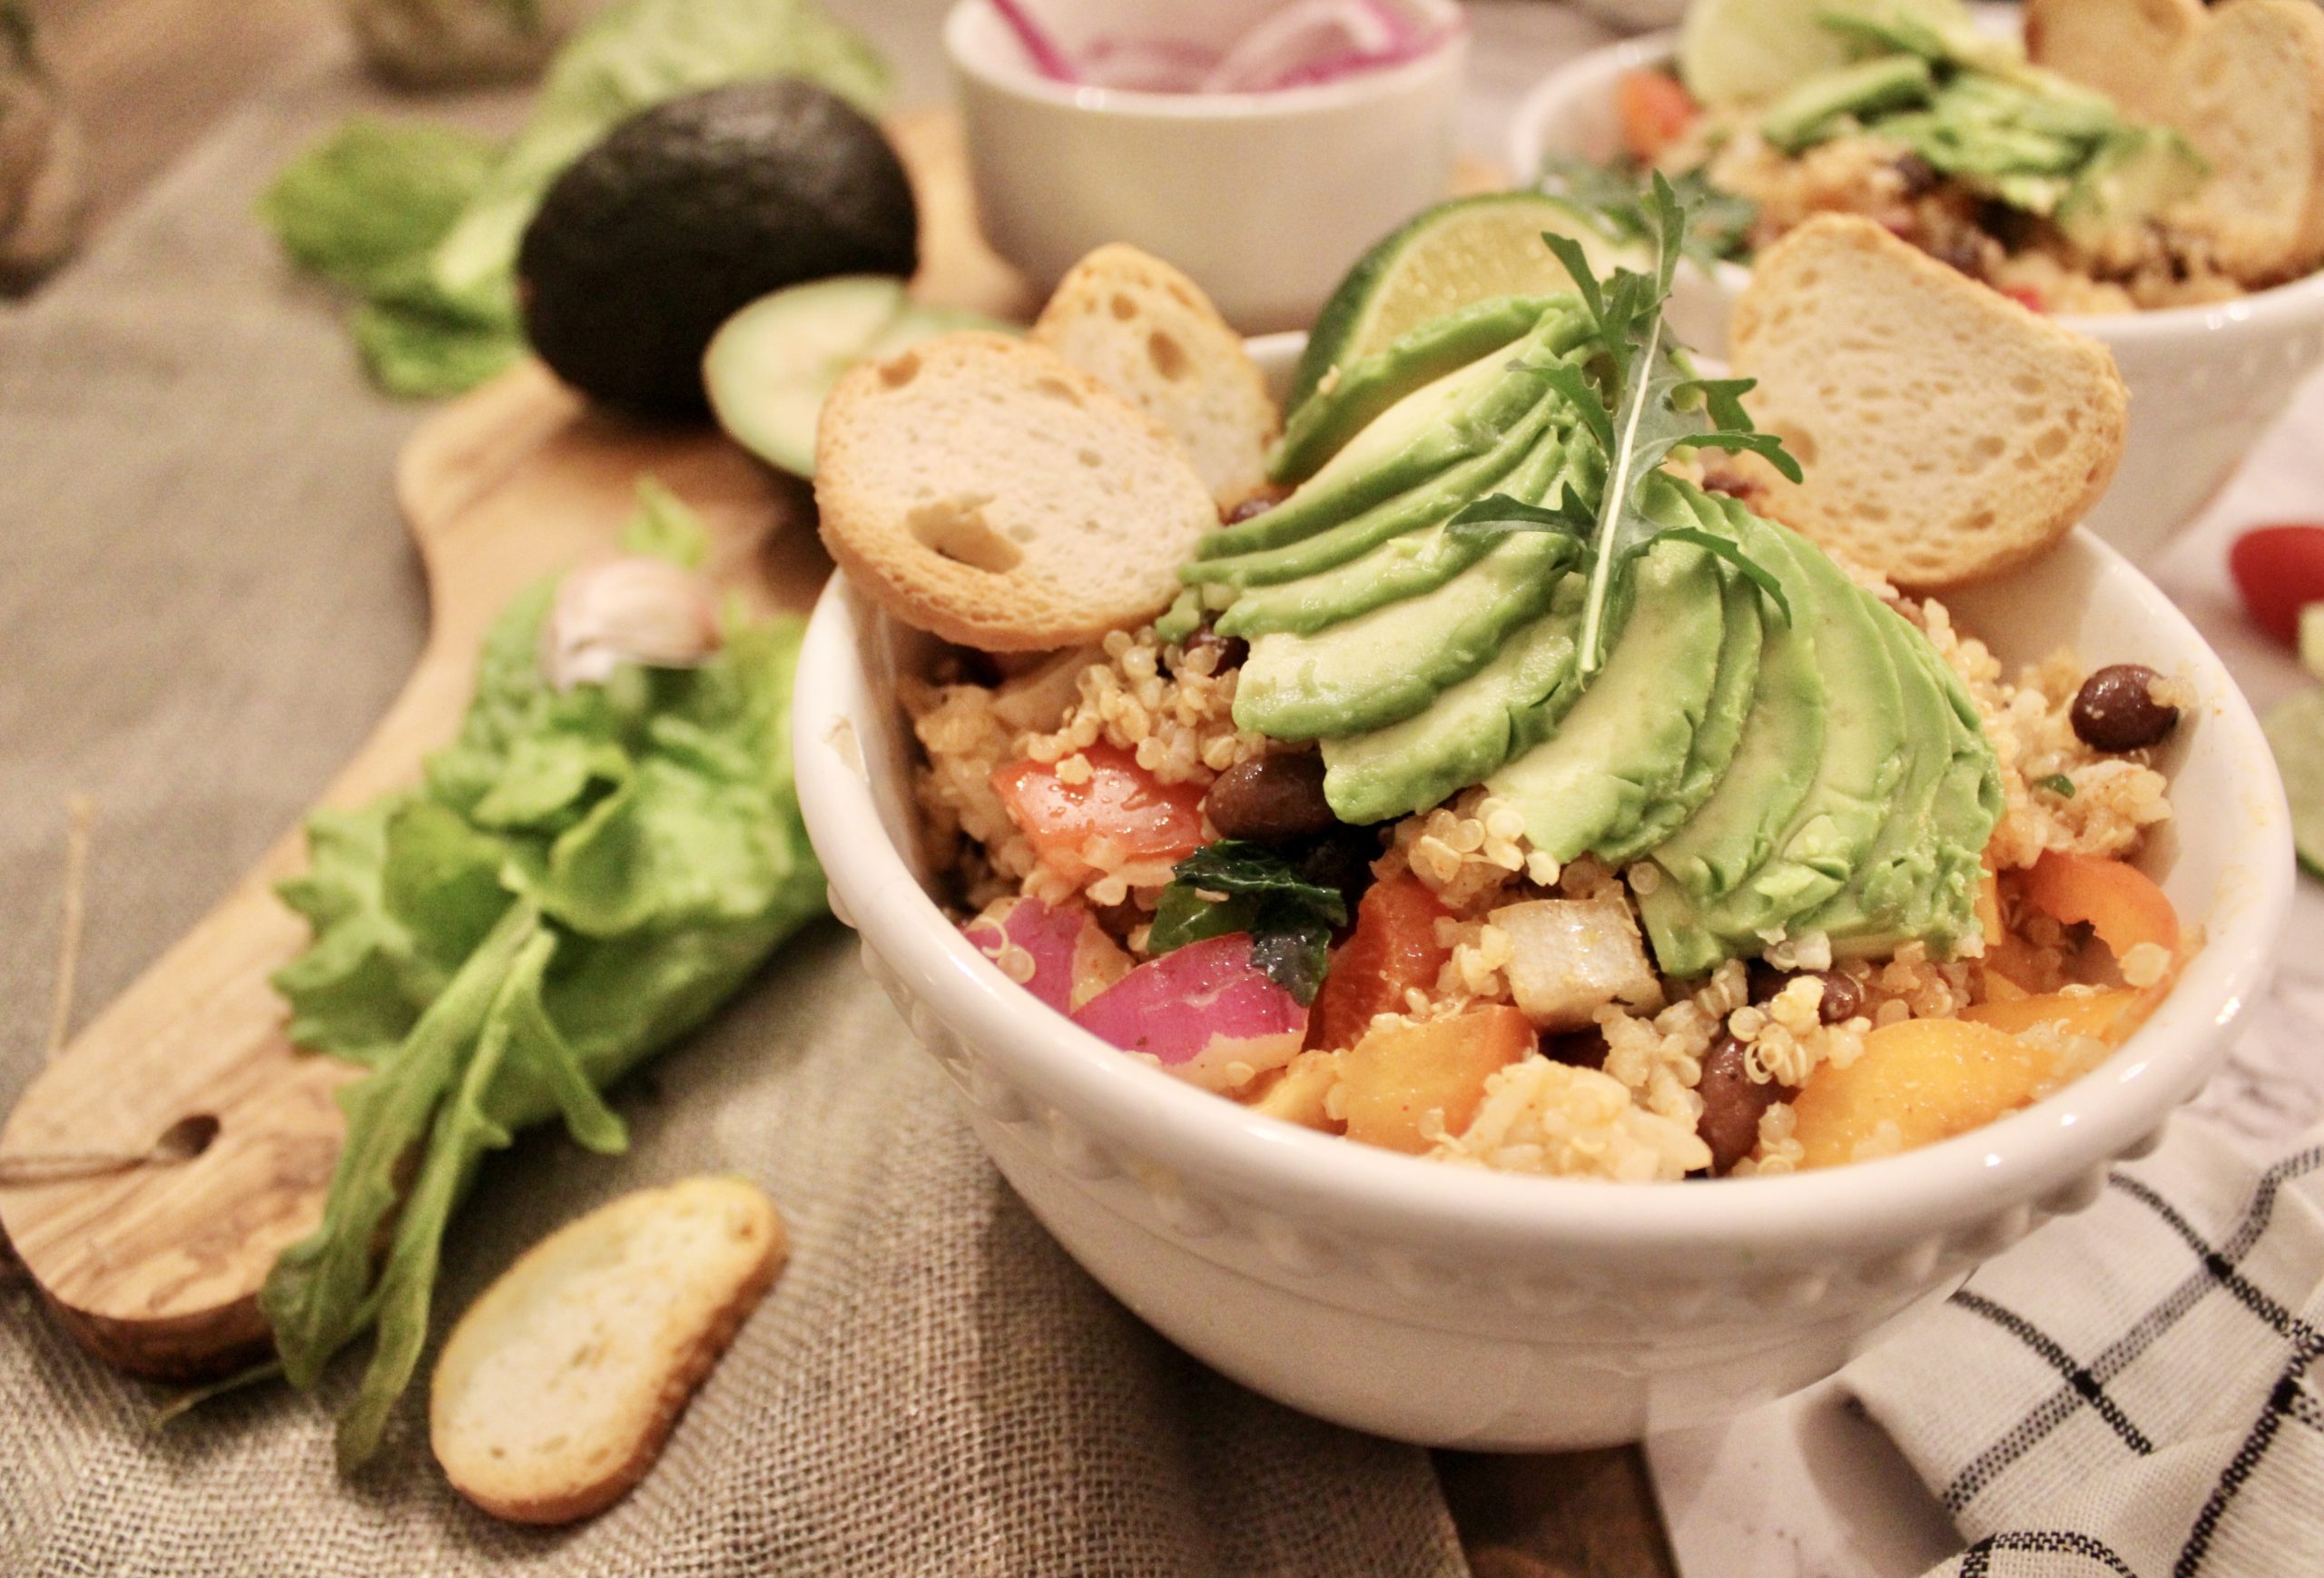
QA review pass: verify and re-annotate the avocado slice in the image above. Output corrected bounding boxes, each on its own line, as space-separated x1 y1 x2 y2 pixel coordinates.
1822 631 2002 957
1322 579 1588 825
1489 530 1729 863
1616 491 1824 916
1190 393 1562 595
1761 54 1935 155
1597 498 1767 865
1197 308 1587 559
2056 127 2208 251
1233 533 1571 742
1785 601 1965 952
1640 524 1908 976
1216 419 1573 637
1270 294 1564 486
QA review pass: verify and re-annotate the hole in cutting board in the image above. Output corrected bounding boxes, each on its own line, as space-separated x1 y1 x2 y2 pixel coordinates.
151 1113 221 1163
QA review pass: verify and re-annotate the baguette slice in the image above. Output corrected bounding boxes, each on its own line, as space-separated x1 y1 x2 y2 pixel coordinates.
1032 244 1279 509
431 1177 787 1525
815 331 1218 650
2024 0 2203 121
1728 215 2127 590
2162 0 2324 282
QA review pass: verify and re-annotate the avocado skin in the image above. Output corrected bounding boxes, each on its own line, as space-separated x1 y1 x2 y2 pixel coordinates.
518 79 917 415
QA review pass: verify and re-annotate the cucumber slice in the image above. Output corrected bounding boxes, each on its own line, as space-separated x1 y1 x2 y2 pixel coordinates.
1677 0 1976 110
704 277 1009 478
1287 192 1640 416
2264 686 2324 880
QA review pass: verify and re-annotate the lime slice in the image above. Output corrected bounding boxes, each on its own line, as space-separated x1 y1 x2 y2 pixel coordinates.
2264 686 2324 879
2300 603 2324 682
1289 192 1642 413
1678 0 1978 109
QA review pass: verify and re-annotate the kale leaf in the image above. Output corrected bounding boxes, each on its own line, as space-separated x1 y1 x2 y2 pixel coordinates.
1147 841 1348 1005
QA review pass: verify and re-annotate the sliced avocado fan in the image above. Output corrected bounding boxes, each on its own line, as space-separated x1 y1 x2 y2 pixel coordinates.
1199 296 1999 976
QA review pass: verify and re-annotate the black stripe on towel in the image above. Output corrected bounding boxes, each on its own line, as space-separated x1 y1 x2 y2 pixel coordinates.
1959 1529 2139 1578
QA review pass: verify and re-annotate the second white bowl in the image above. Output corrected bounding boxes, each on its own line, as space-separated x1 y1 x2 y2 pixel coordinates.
1507 29 2324 564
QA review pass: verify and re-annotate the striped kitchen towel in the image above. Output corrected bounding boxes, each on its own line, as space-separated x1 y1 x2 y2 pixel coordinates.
1846 1116 2324 1575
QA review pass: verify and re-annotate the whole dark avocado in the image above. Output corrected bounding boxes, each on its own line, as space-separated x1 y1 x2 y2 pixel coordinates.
517 79 917 415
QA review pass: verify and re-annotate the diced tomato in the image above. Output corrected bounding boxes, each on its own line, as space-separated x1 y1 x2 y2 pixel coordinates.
1616 70 1699 162
2003 286 2045 313
2229 524 2324 649
991 745 1206 877
1305 874 1455 1052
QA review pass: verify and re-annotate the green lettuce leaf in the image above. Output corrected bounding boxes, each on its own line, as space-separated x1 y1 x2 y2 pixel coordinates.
260 121 499 296
426 0 892 325
262 0 889 398
261 481 825 1465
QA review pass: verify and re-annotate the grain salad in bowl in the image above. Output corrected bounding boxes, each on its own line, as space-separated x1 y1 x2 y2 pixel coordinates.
1506 0 2324 563
812 205 2202 1185
1548 0 2324 315
787 217 2290 1445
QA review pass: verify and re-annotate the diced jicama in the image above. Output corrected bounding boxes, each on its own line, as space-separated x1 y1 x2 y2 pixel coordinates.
1071 933 1307 1092
1491 897 1662 1032
962 895 1130 1014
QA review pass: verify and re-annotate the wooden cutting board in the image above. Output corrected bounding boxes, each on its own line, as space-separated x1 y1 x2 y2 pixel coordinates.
0 107 1504 1379
0 109 1011 1379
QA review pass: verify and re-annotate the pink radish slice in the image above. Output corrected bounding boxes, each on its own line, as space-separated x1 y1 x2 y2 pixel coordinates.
963 896 1129 1013
1072 933 1308 1093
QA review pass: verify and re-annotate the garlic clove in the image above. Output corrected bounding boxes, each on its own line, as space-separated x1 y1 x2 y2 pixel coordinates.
542 556 723 691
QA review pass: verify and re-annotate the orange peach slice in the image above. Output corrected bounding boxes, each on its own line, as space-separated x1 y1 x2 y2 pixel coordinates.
1340 1006 1536 1155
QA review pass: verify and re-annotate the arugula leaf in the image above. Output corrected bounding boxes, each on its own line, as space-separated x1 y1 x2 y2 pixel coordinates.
1147 841 1347 1005
1652 526 1795 626
261 480 826 1465
1538 154 1757 268
1443 490 1595 542
1514 175 1803 676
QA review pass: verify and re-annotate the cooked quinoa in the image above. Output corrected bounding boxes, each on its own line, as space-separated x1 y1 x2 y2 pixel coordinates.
905 547 2181 1182
1655 116 2262 314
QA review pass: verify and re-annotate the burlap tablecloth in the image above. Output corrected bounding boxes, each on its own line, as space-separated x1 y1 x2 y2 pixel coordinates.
0 37 1468 1578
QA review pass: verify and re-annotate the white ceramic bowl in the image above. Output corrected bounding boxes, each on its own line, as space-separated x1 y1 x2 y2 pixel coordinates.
1507 29 2324 564
944 0 1467 334
793 339 2292 1449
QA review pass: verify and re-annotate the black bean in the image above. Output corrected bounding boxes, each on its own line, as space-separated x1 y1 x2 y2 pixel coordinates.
2071 663 2180 752
1205 752 1336 842
1293 825 1380 917
1931 236 1986 280
1894 153 1941 197
1696 1035 1792 1177
1543 1027 1609 1071
1815 971 1865 1024
1748 963 1864 1024
1223 490 1285 525
1181 627 1248 673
